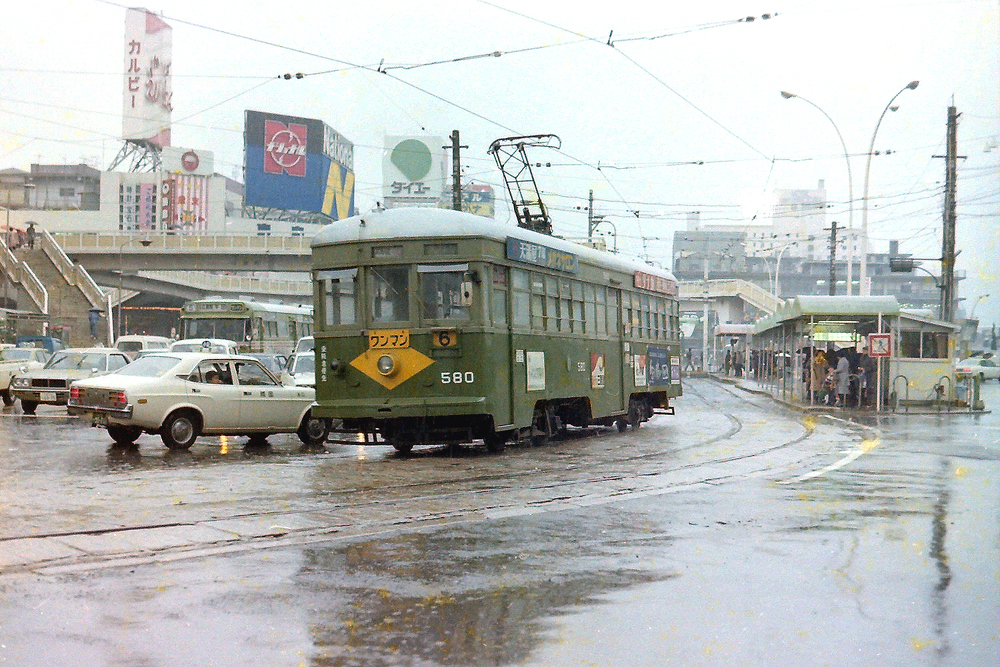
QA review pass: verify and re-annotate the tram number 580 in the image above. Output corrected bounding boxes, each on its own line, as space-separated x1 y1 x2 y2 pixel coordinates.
441 372 475 384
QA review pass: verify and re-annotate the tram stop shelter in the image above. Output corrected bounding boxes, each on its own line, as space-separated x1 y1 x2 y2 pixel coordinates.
713 323 753 375
749 295 967 412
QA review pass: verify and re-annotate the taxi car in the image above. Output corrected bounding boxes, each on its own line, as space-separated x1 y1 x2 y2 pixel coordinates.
67 352 330 450
11 347 131 414
0 347 52 406
954 356 999 381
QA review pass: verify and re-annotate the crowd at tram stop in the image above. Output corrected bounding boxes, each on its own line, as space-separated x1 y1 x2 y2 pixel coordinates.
684 344 880 409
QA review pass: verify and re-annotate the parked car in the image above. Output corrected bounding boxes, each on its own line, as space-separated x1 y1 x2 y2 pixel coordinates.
115 334 172 360
16 335 65 353
281 351 316 387
168 338 241 354
11 347 132 414
0 347 52 406
955 356 999 381
67 352 330 449
249 353 289 375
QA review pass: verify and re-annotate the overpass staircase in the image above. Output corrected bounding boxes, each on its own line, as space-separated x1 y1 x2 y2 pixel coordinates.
0 231 116 346
678 278 784 315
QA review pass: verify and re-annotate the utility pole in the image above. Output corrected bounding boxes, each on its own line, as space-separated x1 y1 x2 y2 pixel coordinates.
940 106 959 321
587 190 595 242
826 221 838 296
446 130 467 212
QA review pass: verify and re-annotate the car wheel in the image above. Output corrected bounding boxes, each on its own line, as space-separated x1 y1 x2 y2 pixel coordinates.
1 389 14 407
107 424 142 446
21 400 38 415
297 412 330 446
160 410 200 450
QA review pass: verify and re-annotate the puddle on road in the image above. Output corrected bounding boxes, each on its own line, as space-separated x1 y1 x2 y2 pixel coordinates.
295 505 676 666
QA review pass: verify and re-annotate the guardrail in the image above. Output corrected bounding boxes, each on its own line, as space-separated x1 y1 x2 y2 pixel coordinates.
51 231 312 255
138 270 312 296
41 230 106 308
678 278 783 314
0 239 48 314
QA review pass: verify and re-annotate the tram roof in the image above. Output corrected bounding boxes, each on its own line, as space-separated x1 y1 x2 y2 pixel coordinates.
312 207 677 281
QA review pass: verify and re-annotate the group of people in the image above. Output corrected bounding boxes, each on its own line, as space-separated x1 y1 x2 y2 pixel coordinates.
4 222 36 250
806 347 877 408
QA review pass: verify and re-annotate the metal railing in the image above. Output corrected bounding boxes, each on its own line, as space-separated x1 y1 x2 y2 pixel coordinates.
40 230 106 308
0 239 49 314
51 231 312 255
677 278 783 314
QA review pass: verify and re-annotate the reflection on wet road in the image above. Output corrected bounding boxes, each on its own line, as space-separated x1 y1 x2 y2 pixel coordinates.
0 378 995 666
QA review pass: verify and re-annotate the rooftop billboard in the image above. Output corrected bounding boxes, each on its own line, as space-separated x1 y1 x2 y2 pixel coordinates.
383 136 446 208
243 110 356 220
122 8 172 148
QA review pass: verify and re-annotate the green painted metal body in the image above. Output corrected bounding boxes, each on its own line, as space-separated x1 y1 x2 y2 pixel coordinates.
310 208 682 446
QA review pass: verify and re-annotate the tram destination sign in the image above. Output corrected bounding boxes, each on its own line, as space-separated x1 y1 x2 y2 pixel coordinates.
506 238 578 273
634 271 677 296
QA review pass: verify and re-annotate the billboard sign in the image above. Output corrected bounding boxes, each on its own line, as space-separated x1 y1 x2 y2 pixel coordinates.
244 110 356 220
162 175 210 233
123 8 172 148
383 136 445 207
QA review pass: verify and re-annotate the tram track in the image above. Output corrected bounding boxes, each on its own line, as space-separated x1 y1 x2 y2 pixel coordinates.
0 379 859 574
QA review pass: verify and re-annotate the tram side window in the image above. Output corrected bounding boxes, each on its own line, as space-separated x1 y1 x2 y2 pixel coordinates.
584 285 596 334
607 289 620 335
492 266 508 326
319 269 358 327
546 275 559 331
420 269 471 321
512 269 530 328
572 281 585 333
559 279 571 332
371 266 410 323
531 273 545 330
595 287 606 335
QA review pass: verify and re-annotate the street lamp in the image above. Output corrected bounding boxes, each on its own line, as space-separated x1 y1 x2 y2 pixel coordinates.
970 294 989 320
780 91 855 295
860 80 920 295
592 218 618 252
117 237 152 340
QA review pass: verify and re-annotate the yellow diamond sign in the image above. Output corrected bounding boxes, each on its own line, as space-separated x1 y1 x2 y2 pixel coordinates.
350 347 434 390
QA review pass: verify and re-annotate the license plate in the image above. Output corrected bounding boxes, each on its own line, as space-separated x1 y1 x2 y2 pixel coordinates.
40 392 57 402
91 413 108 427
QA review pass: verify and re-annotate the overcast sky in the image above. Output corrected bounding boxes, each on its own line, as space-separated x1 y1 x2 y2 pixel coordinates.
2 0 997 326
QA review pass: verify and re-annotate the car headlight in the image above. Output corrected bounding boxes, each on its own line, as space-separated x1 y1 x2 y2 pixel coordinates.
12 377 30 388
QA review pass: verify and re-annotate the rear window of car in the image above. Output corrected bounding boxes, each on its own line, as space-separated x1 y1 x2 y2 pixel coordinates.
0 349 33 361
114 355 184 378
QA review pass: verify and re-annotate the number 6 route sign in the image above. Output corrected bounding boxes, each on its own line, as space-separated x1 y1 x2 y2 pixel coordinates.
868 333 892 357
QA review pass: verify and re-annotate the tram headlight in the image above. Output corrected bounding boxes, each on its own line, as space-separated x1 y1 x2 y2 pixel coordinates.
376 353 397 377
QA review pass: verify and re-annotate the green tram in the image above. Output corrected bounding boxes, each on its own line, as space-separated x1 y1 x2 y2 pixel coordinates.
311 207 683 452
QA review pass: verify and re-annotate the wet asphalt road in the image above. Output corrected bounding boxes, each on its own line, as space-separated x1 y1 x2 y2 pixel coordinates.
0 378 996 666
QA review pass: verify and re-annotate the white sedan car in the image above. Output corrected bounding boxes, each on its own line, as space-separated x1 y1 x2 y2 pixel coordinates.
67 353 330 450
0 347 52 406
955 356 1000 381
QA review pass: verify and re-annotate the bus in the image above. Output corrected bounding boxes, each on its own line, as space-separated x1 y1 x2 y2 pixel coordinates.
178 298 313 355
310 207 683 453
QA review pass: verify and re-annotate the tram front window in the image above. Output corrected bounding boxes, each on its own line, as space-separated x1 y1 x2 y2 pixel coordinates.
185 318 247 341
371 266 410 323
420 270 472 321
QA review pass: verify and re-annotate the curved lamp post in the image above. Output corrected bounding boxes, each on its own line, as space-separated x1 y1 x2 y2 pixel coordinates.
860 80 920 295
117 237 152 340
780 92 854 294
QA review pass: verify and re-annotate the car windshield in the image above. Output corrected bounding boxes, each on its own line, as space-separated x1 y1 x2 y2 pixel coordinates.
293 354 315 374
113 355 183 378
0 349 34 361
46 352 106 370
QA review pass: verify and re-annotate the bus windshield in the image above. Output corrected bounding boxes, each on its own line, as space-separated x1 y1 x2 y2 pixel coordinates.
183 318 248 341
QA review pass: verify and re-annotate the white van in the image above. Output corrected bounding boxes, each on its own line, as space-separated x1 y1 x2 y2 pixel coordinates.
115 335 172 360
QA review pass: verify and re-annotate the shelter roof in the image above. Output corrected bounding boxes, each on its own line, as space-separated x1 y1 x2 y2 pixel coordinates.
754 295 900 333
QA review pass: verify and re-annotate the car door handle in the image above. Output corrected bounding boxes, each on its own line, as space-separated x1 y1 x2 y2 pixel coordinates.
191 388 201 393
243 391 252 396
